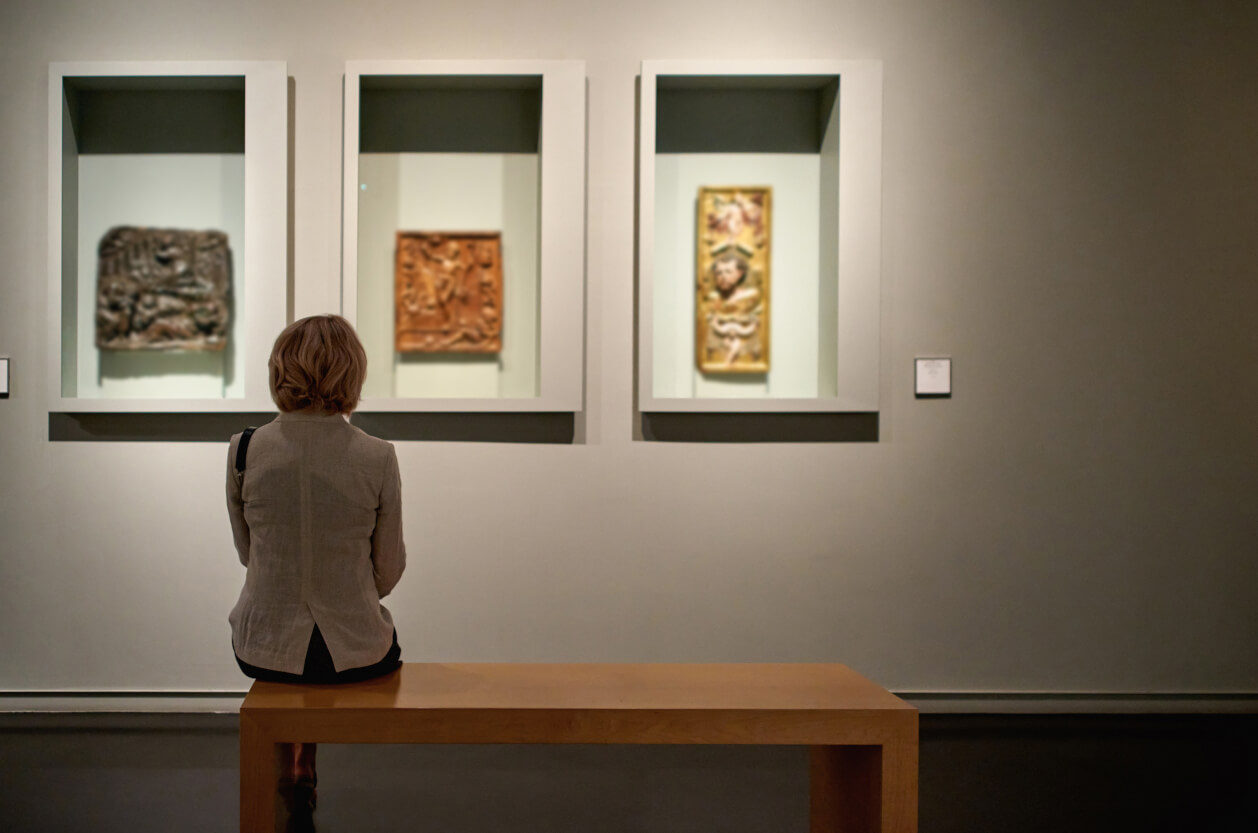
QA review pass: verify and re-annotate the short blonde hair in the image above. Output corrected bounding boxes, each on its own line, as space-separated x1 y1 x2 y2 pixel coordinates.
268 315 367 414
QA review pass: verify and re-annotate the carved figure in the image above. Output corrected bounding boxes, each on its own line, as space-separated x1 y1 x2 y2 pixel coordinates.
94 226 232 351
395 232 503 353
696 187 770 373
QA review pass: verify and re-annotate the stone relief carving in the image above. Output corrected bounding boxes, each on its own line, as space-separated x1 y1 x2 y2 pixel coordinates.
95 226 231 351
696 187 771 374
395 231 503 354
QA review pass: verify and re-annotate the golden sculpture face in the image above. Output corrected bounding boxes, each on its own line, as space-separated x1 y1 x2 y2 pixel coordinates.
394 231 504 354
713 257 745 293
695 187 771 374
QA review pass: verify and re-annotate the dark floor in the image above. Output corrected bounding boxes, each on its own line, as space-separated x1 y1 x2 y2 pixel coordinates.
0 714 1254 832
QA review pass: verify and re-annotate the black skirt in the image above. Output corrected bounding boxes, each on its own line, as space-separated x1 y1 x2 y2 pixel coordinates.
235 625 401 684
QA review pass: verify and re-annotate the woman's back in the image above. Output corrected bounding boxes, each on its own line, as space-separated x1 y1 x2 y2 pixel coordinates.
228 411 405 676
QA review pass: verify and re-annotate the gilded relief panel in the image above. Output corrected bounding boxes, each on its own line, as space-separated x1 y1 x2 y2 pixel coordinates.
695 187 770 373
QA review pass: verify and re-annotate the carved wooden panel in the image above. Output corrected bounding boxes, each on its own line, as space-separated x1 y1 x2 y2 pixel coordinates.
95 226 232 351
695 187 771 374
395 231 503 354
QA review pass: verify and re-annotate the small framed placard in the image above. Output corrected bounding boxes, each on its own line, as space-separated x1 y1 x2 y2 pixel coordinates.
915 357 951 398
0 358 9 397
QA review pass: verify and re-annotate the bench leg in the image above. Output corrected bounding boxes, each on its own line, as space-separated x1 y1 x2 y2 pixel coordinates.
810 741 917 833
240 713 281 833
880 735 918 833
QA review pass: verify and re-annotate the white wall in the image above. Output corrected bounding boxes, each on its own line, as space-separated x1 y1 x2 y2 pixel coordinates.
0 0 1256 695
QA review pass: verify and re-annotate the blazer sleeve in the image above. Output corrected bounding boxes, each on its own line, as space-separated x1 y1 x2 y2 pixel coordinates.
226 433 250 567
371 445 407 598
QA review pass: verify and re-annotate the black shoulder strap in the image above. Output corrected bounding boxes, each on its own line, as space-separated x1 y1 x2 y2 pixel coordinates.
235 427 257 474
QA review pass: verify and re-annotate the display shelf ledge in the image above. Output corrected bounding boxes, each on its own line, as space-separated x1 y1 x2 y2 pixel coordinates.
50 397 278 414
354 397 577 414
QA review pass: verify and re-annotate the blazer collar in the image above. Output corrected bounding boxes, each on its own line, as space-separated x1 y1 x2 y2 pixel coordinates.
276 411 350 423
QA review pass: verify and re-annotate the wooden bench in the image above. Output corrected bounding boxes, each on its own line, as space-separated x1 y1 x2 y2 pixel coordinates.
239 663 917 832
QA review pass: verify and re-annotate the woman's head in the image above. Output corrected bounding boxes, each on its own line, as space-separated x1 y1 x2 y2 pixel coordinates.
268 315 367 414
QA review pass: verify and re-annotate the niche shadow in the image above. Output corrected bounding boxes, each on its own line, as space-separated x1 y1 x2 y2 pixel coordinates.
350 412 574 444
49 412 275 442
49 411 575 444
640 411 878 443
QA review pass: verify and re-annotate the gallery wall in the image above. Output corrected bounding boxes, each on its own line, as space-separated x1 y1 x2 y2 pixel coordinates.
0 0 1255 696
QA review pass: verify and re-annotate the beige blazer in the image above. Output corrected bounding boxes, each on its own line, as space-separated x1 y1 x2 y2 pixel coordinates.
226 411 406 675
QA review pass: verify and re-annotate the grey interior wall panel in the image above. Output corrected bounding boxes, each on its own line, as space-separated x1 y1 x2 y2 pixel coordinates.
0 0 1255 695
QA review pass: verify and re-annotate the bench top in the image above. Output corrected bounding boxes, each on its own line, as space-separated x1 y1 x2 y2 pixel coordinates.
241 663 912 714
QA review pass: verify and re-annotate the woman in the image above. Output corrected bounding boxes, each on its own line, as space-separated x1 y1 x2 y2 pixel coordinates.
226 314 407 813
